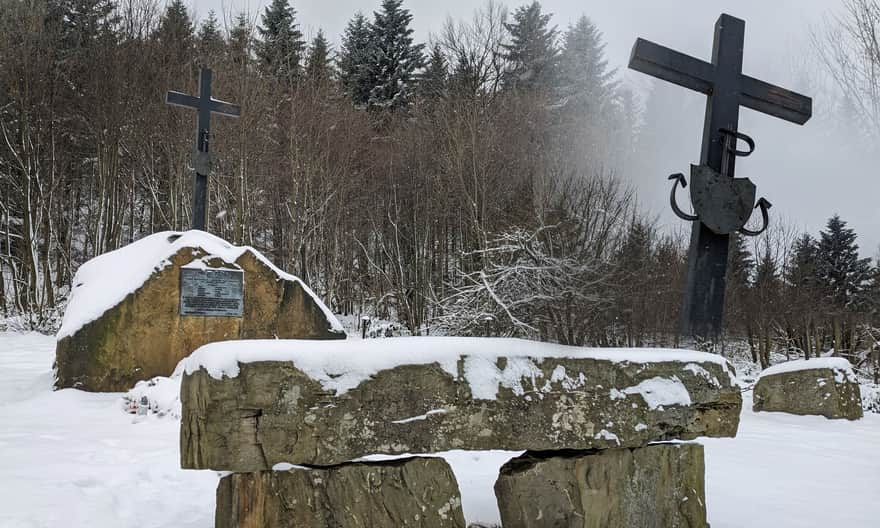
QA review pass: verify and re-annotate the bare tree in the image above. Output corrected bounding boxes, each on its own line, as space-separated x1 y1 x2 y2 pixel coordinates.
813 0 880 142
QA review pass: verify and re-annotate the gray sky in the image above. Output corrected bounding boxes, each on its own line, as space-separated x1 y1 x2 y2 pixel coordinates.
190 0 880 256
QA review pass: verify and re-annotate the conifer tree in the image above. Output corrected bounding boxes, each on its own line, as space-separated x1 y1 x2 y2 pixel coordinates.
815 214 873 309
449 52 480 99
338 12 374 106
228 13 253 67
787 234 818 288
305 30 333 83
155 0 194 56
367 0 425 111
419 44 448 100
558 15 615 108
256 0 305 83
197 11 224 64
725 233 754 333
501 1 559 93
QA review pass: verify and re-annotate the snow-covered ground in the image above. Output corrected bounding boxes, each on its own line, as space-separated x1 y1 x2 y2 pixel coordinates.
1 332 878 527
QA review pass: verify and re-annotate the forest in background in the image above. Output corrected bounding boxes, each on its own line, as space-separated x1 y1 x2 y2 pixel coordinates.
1 0 879 376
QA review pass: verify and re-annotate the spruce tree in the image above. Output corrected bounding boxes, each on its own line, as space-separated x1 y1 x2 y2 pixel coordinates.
228 13 253 67
305 30 333 83
51 0 117 49
727 233 754 289
155 0 194 56
256 0 305 83
449 52 480 99
501 1 559 93
787 234 818 288
197 11 225 64
558 15 615 108
753 246 780 293
367 0 425 111
815 214 873 309
725 233 753 332
338 12 374 106
419 44 448 100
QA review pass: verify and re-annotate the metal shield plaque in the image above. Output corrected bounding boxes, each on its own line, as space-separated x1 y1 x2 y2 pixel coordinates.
179 268 244 317
689 164 757 235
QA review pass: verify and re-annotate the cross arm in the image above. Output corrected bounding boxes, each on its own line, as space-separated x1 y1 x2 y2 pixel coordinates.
208 98 241 118
740 75 812 125
629 38 715 95
166 91 200 109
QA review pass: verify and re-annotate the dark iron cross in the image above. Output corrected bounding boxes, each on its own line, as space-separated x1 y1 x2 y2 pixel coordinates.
166 68 240 231
629 14 812 341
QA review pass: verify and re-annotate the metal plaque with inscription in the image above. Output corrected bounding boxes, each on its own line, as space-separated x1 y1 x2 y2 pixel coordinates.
179 268 244 317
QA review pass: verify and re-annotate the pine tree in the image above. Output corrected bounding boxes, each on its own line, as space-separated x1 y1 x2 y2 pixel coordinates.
501 1 559 93
815 214 873 309
338 12 374 106
367 0 425 111
256 0 305 83
558 15 615 109
419 44 448 100
197 11 224 64
305 30 333 83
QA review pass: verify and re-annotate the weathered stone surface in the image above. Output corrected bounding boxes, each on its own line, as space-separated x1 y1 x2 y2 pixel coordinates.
180 341 741 470
494 443 707 528
753 359 863 420
215 457 465 528
55 232 344 392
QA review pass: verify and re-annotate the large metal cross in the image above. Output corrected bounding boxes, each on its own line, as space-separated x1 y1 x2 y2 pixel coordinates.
629 14 812 341
166 68 240 231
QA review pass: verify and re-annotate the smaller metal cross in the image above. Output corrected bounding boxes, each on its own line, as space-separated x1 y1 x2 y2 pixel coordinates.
166 68 240 231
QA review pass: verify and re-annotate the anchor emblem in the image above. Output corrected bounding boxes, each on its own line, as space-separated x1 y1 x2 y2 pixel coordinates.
668 129 771 236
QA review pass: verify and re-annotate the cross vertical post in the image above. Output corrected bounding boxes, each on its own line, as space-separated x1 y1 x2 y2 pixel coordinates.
166 67 241 231
684 16 745 342
629 14 812 342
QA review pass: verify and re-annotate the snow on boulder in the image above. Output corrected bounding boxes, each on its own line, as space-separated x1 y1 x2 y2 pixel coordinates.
55 231 344 392
179 338 742 470
753 357 863 420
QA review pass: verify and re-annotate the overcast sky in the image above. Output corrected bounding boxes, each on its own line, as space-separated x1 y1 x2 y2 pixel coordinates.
189 0 880 256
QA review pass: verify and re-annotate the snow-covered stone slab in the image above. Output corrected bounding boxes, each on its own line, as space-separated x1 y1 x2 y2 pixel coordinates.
179 338 741 470
55 231 344 392
753 357 863 420
215 457 465 528
494 443 707 528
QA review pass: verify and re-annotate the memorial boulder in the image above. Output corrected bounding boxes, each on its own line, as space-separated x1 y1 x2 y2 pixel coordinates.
54 231 344 392
753 358 863 420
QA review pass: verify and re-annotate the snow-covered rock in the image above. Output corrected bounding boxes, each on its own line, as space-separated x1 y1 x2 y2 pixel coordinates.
54 231 344 392
216 457 466 528
754 357 863 420
3 331 880 527
179 337 741 470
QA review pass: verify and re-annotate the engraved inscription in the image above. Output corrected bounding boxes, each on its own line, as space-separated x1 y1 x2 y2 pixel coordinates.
180 268 243 317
